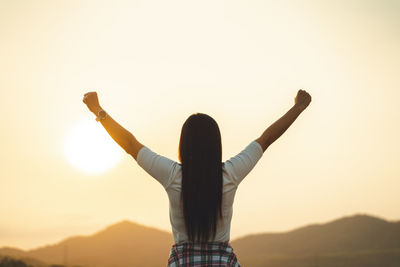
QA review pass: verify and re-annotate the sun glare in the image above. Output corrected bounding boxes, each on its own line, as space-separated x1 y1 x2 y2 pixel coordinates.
63 117 124 175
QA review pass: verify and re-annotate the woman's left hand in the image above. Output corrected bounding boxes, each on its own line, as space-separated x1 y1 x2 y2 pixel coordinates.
83 91 102 114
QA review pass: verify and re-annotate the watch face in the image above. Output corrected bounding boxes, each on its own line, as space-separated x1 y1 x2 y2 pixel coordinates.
99 110 106 118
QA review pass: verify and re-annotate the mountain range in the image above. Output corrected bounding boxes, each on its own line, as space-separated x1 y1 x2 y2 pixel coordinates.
1 214 400 267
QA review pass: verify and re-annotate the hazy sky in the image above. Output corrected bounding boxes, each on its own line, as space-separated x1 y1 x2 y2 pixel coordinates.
1 0 399 250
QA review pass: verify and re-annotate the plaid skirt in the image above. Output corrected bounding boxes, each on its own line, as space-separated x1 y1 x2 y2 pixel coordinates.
167 242 241 267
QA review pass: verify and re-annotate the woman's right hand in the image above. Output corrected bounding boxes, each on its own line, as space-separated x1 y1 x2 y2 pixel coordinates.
83 91 102 115
294 89 312 110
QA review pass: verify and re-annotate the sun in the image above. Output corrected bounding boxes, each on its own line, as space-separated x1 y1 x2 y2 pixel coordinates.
63 117 124 175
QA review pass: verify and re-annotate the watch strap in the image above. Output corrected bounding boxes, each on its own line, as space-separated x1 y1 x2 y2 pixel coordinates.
95 109 107 122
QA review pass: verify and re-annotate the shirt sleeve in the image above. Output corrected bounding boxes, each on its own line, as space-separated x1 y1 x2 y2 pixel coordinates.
136 146 179 189
223 140 264 186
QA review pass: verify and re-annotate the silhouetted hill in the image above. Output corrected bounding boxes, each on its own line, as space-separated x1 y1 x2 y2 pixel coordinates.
1 214 400 267
232 214 400 266
0 221 173 267
0 248 26 259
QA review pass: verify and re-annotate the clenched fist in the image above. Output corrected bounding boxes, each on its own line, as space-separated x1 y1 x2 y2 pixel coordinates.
294 89 312 111
83 91 102 114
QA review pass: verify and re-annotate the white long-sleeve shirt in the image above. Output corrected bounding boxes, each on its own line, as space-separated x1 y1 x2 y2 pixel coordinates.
137 140 264 244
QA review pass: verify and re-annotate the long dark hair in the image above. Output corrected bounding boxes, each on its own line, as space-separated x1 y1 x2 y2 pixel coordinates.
179 113 223 243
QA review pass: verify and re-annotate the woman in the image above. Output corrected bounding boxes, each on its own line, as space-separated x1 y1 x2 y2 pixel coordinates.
83 89 311 266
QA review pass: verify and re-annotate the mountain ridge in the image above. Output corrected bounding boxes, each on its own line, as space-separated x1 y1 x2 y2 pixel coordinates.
1 213 400 267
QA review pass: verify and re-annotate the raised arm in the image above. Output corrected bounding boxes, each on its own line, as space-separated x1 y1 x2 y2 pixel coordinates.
255 89 311 152
82 91 144 160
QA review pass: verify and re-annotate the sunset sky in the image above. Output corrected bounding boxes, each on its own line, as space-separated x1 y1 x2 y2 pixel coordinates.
1 0 399 250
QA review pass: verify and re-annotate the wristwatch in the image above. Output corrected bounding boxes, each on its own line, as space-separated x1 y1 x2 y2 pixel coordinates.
95 109 108 122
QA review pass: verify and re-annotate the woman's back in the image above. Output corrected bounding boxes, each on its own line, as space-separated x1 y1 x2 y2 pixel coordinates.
136 140 264 244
